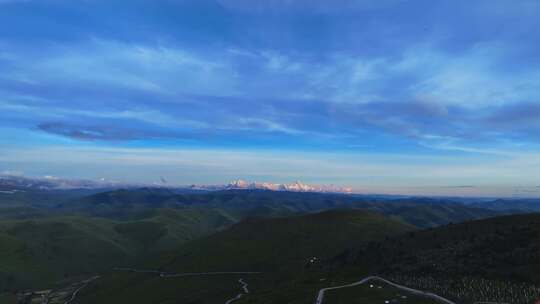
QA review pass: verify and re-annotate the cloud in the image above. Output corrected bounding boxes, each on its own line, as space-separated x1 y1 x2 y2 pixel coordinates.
2 0 540 194
482 102 540 141
487 102 540 125
37 122 147 141
0 1 539 159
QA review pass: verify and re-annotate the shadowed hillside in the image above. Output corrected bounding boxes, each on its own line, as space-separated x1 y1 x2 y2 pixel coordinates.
331 213 540 303
0 208 234 292
69 209 415 304
61 189 505 228
158 209 415 273
0 189 531 303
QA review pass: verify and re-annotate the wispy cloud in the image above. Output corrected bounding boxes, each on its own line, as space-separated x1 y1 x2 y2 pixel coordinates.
0 0 539 191
2 39 538 149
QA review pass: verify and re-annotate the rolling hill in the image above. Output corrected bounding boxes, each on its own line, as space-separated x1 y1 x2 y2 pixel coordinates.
70 209 415 304
158 209 415 273
470 198 540 212
331 213 540 303
0 188 529 303
13 208 540 304
0 208 234 292
60 189 506 228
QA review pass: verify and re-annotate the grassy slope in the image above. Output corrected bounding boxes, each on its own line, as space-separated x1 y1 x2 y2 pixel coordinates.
239 213 540 304
324 213 540 303
0 208 234 292
339 213 540 282
0 188 518 303
159 209 415 273
78 273 243 304
74 209 414 304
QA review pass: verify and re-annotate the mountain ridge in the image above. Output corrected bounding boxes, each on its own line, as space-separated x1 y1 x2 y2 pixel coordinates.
189 179 353 194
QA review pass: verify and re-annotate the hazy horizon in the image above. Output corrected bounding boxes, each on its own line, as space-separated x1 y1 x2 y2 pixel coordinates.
3 171 540 199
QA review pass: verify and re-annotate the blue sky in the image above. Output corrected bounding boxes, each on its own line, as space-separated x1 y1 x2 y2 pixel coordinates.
1 0 540 196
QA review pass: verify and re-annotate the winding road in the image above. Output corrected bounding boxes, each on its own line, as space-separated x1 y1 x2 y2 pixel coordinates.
239 278 249 293
114 268 260 304
63 276 101 304
315 276 456 304
31 268 260 304
113 267 261 277
225 279 250 304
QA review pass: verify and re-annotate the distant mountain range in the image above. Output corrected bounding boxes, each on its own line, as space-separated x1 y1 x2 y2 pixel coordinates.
0 174 353 194
189 179 353 194
0 174 134 191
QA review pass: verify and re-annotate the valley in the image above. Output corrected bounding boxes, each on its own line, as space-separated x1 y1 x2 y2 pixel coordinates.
1 186 540 304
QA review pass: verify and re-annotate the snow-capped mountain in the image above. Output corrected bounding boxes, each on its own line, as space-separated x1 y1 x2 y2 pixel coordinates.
191 179 353 194
1 174 353 194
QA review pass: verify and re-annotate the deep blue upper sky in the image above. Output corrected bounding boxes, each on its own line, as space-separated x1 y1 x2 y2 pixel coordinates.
1 0 540 196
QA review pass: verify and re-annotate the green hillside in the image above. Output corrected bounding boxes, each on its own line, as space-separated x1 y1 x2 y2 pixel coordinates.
22 209 540 304
0 208 234 292
63 189 505 228
72 209 414 304
332 213 540 303
0 188 526 303
159 209 415 273
77 272 250 304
